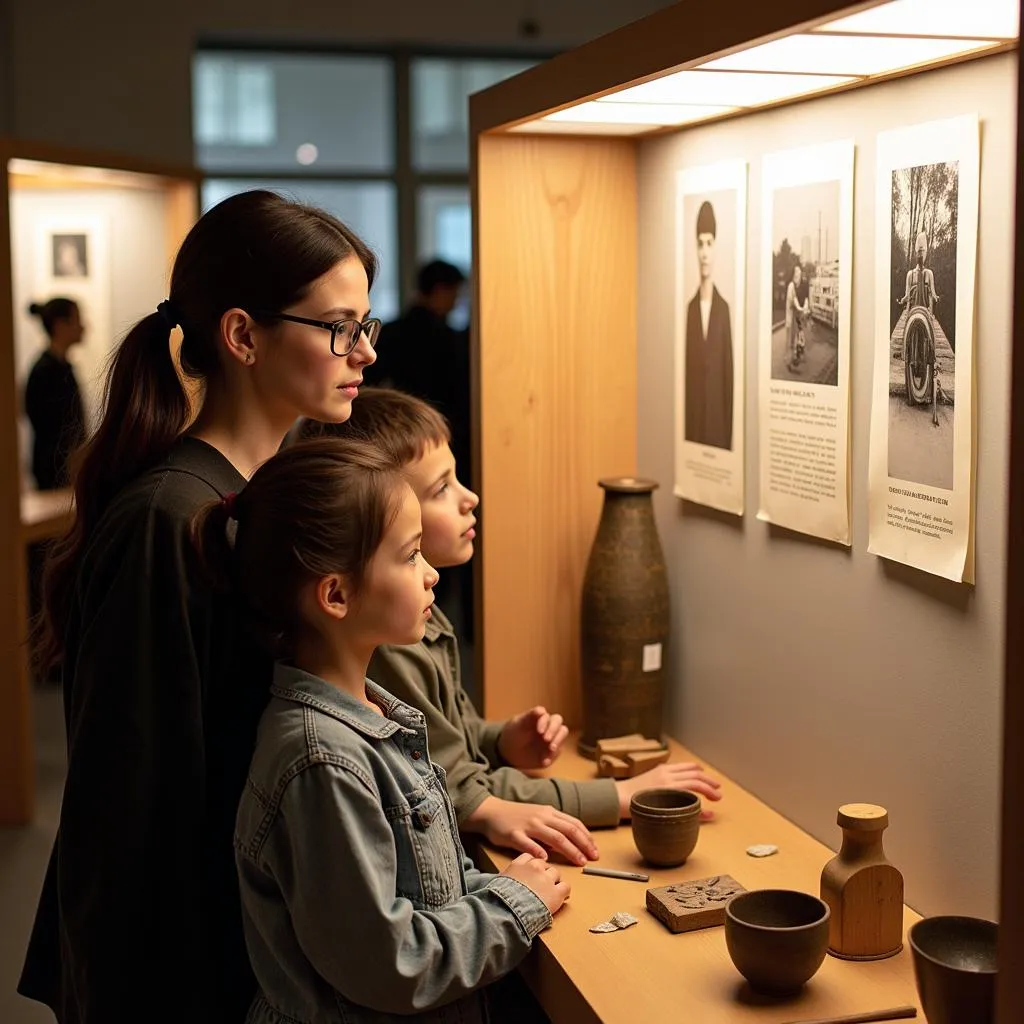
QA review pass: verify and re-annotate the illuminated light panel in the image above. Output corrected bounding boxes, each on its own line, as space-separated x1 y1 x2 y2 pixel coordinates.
545 101 738 125
702 32 999 76
507 120 655 135
613 70 855 107
816 0 1020 40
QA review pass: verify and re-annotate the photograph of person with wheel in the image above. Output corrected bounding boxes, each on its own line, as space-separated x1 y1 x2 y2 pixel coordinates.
887 161 959 491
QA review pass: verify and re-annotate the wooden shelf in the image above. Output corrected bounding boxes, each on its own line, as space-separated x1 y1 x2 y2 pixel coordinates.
477 734 921 1024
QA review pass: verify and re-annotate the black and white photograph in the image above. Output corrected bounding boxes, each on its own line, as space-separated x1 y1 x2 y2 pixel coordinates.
769 180 840 387
886 160 958 490
868 113 978 582
51 233 89 278
681 190 737 451
674 159 746 516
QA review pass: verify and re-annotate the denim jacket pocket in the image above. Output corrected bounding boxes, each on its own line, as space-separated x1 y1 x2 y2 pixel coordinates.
395 788 462 909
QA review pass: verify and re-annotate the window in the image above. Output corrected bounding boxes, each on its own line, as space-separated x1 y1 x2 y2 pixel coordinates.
193 48 544 321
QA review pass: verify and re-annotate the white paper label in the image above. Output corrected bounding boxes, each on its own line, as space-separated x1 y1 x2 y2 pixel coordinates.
642 643 663 672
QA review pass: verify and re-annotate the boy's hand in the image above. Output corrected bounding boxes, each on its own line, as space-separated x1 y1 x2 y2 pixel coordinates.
500 852 571 916
497 706 568 768
465 796 598 866
615 762 723 821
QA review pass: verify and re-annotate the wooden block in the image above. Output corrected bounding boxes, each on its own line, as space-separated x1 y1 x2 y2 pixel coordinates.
596 735 664 758
645 875 746 934
598 754 631 779
626 749 670 775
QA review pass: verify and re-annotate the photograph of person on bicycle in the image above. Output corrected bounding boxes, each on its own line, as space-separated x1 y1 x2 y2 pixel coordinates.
786 264 811 372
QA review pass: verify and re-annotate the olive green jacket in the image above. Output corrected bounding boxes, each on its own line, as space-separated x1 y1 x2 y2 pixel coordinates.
368 607 621 828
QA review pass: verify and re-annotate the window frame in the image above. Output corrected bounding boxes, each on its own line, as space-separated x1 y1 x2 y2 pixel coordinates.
192 41 558 302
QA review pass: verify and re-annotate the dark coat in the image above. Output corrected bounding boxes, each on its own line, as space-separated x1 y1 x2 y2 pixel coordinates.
19 438 270 1022
24 350 85 490
684 286 734 451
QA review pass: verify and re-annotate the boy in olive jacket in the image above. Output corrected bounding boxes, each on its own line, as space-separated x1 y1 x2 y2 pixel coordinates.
301 390 721 864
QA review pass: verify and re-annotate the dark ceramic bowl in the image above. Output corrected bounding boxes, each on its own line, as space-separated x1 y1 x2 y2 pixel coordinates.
630 788 702 817
725 889 831 996
909 916 998 1024
630 789 701 867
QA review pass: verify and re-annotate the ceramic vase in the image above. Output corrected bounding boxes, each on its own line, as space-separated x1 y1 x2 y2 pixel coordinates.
579 477 669 757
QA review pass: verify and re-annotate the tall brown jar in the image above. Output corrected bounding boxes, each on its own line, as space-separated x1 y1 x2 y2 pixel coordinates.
579 477 670 757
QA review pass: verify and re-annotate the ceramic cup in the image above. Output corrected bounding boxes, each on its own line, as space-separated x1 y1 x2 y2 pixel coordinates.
909 916 998 1024
629 788 701 867
725 889 831 996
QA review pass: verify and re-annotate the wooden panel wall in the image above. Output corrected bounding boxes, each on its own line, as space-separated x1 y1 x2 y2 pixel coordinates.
475 134 637 724
0 160 34 823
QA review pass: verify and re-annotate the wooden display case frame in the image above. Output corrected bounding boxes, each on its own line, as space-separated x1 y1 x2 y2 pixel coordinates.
468 2 1022 1020
0 140 199 825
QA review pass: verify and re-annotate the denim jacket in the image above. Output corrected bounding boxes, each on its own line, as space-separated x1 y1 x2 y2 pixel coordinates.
235 664 552 1023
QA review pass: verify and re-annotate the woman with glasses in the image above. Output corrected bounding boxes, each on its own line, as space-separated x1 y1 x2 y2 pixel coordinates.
20 190 380 1024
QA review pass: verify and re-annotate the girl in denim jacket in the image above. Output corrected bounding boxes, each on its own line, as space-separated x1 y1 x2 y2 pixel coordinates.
192 438 569 1024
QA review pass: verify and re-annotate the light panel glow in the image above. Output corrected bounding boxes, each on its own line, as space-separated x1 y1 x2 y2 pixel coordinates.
613 70 856 107
500 0 1019 137
547 101 738 126
701 33 996 76
507 120 654 135
816 0 1019 40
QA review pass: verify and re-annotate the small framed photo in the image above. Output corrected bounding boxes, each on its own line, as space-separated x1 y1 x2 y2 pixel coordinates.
51 233 89 278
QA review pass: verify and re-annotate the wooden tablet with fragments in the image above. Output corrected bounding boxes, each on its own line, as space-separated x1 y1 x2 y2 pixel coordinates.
645 875 746 934
595 735 670 778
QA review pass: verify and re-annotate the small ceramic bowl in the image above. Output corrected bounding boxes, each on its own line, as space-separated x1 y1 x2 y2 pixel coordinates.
909 916 998 1024
630 789 701 867
725 889 830 996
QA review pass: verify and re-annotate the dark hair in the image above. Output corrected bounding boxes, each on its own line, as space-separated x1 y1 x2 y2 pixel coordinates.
417 259 465 296
34 189 378 673
191 438 405 656
298 387 450 467
29 297 78 338
696 201 717 239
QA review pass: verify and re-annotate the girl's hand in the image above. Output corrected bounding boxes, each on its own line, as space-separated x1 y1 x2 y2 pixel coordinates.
465 797 598 866
500 852 571 916
615 762 723 820
497 706 569 768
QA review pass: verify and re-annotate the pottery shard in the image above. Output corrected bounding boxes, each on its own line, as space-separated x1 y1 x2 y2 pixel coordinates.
746 844 779 858
646 874 747 934
597 754 631 779
626 749 671 775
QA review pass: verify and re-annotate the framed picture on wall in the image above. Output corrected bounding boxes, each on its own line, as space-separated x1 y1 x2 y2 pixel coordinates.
51 232 90 278
674 159 747 516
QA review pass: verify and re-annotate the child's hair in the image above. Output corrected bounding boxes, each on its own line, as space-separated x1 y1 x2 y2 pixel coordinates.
35 189 378 673
191 438 406 656
28 297 78 337
297 387 450 467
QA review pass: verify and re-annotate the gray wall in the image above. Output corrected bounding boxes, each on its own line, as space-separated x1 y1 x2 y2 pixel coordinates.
638 52 1015 920
5 0 673 166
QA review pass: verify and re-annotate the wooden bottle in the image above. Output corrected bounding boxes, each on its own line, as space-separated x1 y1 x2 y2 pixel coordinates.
820 803 904 960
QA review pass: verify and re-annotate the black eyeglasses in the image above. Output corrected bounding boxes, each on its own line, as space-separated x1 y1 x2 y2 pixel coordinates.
252 310 382 357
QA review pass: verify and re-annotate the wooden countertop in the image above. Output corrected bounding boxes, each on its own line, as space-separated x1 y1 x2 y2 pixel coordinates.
20 487 73 544
476 735 922 1024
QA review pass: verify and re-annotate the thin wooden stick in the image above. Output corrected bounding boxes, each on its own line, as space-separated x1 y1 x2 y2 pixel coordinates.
779 1006 917 1024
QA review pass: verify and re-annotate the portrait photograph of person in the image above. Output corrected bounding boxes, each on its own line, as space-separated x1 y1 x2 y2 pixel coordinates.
51 233 89 279
682 195 737 451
